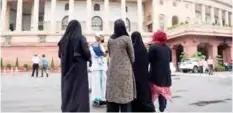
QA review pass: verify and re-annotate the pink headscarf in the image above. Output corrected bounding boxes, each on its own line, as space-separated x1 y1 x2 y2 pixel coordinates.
151 31 168 45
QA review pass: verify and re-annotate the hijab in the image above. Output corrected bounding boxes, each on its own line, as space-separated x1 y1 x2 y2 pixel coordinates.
111 19 129 39
58 20 84 55
131 31 147 54
151 31 167 45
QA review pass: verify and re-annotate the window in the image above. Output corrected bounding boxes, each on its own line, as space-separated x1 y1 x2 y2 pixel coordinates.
185 3 189 8
126 18 130 31
94 4 100 11
62 16 69 30
172 16 179 26
159 14 165 31
173 1 177 7
160 0 164 5
92 16 103 31
39 36 46 43
126 6 128 12
5 36 12 45
39 25 44 31
65 3 69 11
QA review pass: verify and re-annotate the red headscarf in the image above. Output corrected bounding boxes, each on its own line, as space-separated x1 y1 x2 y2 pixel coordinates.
151 31 167 45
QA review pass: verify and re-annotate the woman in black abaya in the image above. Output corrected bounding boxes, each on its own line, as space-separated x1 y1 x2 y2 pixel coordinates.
131 31 155 112
58 20 92 112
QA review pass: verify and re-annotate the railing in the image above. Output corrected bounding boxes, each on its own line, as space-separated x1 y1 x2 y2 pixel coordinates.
166 23 232 38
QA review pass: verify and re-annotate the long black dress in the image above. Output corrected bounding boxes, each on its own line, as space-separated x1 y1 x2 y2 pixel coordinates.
58 20 91 112
131 32 155 112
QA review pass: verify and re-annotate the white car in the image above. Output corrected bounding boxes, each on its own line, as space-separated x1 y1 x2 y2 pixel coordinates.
179 58 200 73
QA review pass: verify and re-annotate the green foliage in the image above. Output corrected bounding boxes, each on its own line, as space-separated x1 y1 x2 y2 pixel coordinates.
23 64 28 68
179 52 187 60
6 64 12 69
180 22 185 25
192 52 203 59
0 58 3 68
51 57 55 69
216 55 223 65
15 57 19 68
216 65 226 71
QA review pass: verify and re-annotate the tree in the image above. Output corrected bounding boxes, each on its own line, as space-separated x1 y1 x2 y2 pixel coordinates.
0 58 3 69
15 57 19 68
179 52 187 61
51 57 55 69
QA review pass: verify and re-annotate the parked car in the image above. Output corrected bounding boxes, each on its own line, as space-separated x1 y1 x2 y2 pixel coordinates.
179 58 200 73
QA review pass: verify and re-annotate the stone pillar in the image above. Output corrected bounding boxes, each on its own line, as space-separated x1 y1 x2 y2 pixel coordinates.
192 2 196 24
152 0 158 31
32 0 39 31
69 0 74 21
171 47 177 70
137 0 143 32
104 0 109 33
202 4 206 23
211 7 215 24
225 11 229 25
218 9 222 26
50 0 56 33
212 45 218 68
86 0 92 33
1 0 7 33
121 0 126 23
16 0 23 31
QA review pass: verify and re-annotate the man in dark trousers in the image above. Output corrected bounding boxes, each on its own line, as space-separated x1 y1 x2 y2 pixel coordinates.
31 54 40 77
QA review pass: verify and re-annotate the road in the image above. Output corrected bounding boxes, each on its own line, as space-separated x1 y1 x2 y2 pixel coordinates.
1 72 232 112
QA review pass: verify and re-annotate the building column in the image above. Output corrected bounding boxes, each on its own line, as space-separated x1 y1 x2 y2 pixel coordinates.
201 4 206 23
16 0 23 31
211 7 215 24
137 0 143 32
69 0 74 21
86 0 92 33
218 9 222 26
50 0 56 33
104 0 109 33
121 0 126 23
152 0 158 31
1 0 7 33
225 11 229 25
212 45 218 68
192 2 196 24
32 0 39 31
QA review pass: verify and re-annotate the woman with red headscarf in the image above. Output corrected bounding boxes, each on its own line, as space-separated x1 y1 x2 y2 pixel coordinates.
148 31 172 112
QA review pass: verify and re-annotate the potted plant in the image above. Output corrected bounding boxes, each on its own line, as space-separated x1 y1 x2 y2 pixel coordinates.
216 55 225 72
15 58 19 72
6 64 12 71
50 57 55 71
23 64 29 71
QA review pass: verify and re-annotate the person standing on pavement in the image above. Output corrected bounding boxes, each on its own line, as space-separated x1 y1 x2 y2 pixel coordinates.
198 59 204 73
131 31 155 112
89 33 107 106
207 57 214 75
148 31 172 112
58 20 92 112
41 54 49 77
106 19 136 112
31 54 40 77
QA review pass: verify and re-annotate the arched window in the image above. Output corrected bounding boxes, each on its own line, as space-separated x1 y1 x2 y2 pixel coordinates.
94 4 100 11
65 3 69 11
172 16 179 26
62 16 69 30
126 18 131 31
159 14 165 31
92 16 103 31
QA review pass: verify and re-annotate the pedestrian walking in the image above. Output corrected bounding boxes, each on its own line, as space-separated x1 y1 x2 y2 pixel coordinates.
58 20 92 112
106 19 136 112
41 54 49 77
148 31 172 112
31 54 39 77
89 33 107 106
207 57 214 75
130 31 155 112
199 59 204 73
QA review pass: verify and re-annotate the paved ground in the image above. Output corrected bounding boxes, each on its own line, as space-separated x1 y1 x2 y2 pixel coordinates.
1 72 232 112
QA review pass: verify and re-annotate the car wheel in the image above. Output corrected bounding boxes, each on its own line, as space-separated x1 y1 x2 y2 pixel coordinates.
182 70 188 73
193 66 199 73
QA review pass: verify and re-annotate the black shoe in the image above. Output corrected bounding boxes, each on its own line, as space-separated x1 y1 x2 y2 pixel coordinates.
92 101 100 107
99 101 106 105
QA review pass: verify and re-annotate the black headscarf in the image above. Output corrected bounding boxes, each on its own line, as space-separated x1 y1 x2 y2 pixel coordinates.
58 20 83 57
131 31 147 54
111 19 129 39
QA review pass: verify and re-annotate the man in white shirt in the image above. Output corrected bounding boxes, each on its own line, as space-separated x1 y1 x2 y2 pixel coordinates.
207 57 214 75
31 54 40 77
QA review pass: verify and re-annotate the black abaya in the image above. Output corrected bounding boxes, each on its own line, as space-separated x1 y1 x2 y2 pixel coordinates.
131 32 155 112
58 20 91 112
